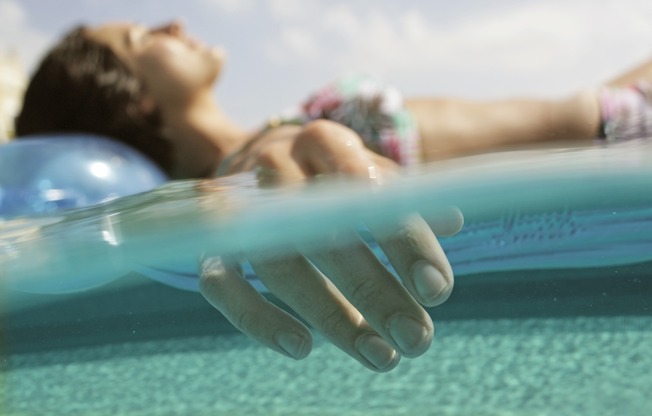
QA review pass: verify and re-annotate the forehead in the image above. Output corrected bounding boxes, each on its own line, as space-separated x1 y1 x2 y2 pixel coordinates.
85 22 139 62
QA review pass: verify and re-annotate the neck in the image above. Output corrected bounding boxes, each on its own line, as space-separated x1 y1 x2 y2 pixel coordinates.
160 91 253 179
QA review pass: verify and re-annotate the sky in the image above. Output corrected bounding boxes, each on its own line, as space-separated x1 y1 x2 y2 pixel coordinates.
2 0 652 127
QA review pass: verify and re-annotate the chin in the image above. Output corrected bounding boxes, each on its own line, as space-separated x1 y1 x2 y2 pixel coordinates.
207 70 222 88
207 52 225 85
209 45 226 67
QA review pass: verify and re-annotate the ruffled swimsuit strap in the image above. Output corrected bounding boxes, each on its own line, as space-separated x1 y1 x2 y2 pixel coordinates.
598 80 652 142
271 74 422 166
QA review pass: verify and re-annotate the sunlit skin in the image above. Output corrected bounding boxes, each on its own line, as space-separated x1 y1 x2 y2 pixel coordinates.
90 21 224 102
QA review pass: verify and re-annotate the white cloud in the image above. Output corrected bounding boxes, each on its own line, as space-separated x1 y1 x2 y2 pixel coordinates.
0 0 51 73
266 27 320 63
322 4 359 38
263 0 652 98
318 3 583 73
0 0 24 28
267 0 317 20
400 10 429 43
202 0 254 15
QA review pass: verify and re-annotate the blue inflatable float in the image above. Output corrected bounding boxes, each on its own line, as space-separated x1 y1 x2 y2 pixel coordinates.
0 135 167 292
0 135 167 218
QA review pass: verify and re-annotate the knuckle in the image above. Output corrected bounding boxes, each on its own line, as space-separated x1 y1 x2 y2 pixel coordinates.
198 259 228 290
300 120 362 149
257 138 283 157
316 305 348 338
232 308 255 333
347 278 384 311
257 150 280 167
301 119 338 138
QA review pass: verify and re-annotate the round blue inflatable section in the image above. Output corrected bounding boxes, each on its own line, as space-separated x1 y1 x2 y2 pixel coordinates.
0 135 167 219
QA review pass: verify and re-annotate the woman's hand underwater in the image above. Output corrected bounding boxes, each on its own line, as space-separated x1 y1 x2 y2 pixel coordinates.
199 120 463 372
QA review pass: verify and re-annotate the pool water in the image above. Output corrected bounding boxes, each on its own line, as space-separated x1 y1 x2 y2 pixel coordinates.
2 142 652 415
3 261 651 416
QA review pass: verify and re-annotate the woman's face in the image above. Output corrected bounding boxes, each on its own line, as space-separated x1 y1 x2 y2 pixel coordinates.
88 21 225 107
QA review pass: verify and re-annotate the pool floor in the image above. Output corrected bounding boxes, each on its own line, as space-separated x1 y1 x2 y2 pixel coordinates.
3 263 651 415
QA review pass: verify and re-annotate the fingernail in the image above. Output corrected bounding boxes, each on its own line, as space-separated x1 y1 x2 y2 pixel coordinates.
411 261 450 305
355 333 399 372
387 314 431 357
275 331 308 360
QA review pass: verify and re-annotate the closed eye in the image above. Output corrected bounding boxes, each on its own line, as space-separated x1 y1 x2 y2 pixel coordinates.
126 25 149 50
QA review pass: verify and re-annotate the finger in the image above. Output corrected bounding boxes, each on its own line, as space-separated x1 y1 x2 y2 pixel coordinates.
368 214 454 308
230 153 307 186
422 205 464 237
369 152 400 172
302 231 435 359
367 152 464 237
225 131 308 185
295 121 382 179
248 251 401 372
198 256 312 360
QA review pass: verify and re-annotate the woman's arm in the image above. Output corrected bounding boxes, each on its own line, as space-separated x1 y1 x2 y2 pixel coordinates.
406 92 601 162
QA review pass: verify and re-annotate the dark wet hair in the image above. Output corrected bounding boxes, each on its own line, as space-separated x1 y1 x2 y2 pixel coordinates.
15 26 174 174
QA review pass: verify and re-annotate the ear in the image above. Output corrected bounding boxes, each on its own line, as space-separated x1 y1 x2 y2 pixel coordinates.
139 96 158 115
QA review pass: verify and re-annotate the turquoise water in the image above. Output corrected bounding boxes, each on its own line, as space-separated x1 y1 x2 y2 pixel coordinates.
4 142 652 294
4 265 651 415
2 142 652 415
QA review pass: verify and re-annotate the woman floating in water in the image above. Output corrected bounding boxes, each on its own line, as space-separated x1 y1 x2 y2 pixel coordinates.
14 20 652 372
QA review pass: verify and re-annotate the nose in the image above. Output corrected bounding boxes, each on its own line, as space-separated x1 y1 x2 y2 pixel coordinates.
151 20 185 36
